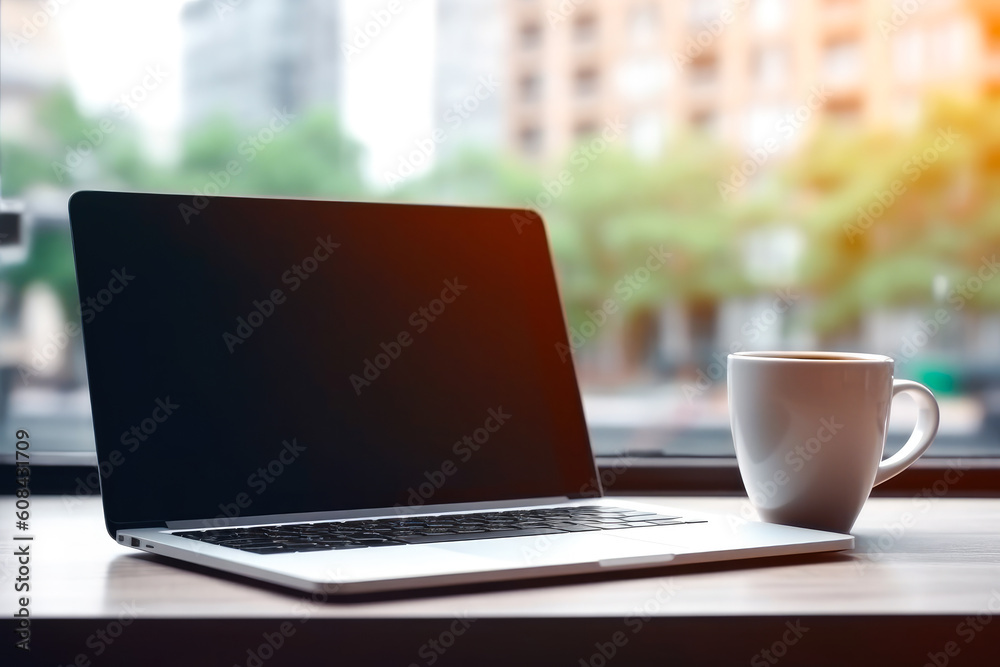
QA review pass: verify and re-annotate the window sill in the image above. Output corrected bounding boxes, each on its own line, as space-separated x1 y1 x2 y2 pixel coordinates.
6 455 1000 497
597 456 1000 496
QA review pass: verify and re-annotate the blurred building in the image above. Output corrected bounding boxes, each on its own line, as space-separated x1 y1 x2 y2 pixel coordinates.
181 0 342 129
506 0 999 160
433 0 507 156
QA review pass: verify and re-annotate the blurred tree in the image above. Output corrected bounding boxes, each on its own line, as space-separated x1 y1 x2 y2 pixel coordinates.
787 97 1000 339
5 86 1000 382
1 87 90 196
548 135 738 374
174 109 368 199
0 228 79 322
389 146 538 208
0 142 57 196
1 92 371 322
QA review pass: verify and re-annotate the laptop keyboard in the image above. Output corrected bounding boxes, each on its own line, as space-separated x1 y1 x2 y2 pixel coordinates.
172 505 704 555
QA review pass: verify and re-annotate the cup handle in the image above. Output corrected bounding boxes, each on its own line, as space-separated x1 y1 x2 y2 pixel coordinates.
873 379 941 486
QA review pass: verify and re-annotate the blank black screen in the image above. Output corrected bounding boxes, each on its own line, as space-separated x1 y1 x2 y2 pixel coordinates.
69 192 597 531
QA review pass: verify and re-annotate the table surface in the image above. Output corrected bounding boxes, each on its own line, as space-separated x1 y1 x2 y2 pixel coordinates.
2 495 1000 618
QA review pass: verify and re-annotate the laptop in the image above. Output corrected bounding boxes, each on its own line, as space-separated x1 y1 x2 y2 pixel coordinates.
67 190 852 595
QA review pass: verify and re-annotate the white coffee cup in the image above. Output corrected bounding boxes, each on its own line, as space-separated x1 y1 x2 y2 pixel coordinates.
727 351 940 533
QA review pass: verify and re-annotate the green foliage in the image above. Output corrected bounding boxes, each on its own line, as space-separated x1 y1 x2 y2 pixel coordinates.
0 228 79 320
37 87 93 149
3 88 1000 344
1 87 91 196
0 142 58 195
783 96 1000 333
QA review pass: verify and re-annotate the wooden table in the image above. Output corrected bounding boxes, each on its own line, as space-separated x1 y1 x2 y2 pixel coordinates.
4 495 1000 666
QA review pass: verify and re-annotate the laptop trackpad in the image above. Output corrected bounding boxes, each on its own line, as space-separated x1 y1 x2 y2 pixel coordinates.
430 533 675 568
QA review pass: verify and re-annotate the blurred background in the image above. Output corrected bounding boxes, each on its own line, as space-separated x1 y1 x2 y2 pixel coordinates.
1 0 999 465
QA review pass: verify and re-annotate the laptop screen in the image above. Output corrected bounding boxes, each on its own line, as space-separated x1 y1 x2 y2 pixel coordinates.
69 192 598 530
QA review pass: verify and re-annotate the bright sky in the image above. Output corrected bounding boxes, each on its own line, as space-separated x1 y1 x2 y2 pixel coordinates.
342 0 437 183
57 0 184 159
47 0 435 187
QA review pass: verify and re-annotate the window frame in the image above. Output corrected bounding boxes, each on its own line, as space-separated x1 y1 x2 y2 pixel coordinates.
6 452 999 497
597 456 1000 496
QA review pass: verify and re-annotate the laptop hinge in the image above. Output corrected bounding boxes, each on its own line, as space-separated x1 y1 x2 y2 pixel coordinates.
163 496 576 530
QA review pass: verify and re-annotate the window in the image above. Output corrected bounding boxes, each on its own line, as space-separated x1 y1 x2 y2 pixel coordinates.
892 29 924 83
753 47 786 91
572 14 597 47
2 0 998 494
520 22 542 50
825 95 863 125
688 0 725 28
519 125 543 155
628 4 659 49
691 109 720 136
824 39 862 87
574 120 598 138
689 52 720 89
574 67 599 99
931 20 969 76
519 73 542 103
822 0 862 24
